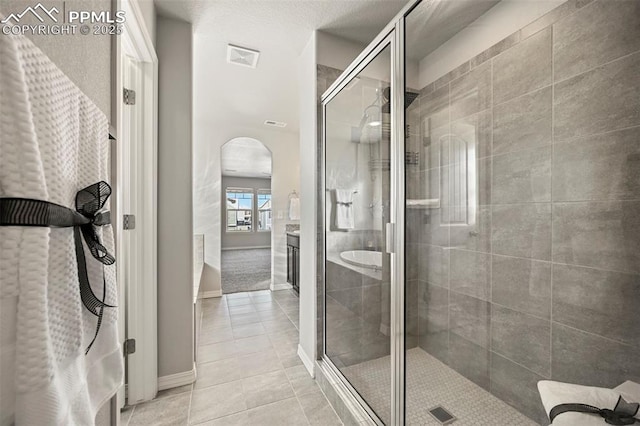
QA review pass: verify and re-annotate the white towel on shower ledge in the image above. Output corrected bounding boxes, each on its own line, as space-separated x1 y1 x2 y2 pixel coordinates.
0 32 123 425
537 380 640 425
335 189 355 230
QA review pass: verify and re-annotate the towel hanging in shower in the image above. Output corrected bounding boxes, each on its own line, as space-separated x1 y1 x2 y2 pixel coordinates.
335 189 355 230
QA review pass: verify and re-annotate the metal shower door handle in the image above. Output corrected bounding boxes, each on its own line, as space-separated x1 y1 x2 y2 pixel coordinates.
386 222 395 254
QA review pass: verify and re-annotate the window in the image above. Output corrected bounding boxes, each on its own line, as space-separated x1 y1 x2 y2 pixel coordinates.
257 189 272 231
226 188 253 232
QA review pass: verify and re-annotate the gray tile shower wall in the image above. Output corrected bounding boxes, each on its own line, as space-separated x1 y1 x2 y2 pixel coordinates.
409 1 640 424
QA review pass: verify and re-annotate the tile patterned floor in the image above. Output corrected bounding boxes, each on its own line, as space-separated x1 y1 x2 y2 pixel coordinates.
123 290 342 426
342 347 538 425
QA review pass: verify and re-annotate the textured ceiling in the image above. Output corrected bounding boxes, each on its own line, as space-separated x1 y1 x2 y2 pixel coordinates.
156 0 408 136
155 0 408 53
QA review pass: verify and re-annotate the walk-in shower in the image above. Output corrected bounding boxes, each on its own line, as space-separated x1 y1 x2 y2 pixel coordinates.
320 0 640 424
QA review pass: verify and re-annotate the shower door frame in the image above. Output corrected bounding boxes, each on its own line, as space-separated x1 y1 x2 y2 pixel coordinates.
319 1 414 422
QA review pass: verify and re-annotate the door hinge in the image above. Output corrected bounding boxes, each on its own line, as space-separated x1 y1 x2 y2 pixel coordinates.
123 88 136 105
123 214 136 230
123 338 136 355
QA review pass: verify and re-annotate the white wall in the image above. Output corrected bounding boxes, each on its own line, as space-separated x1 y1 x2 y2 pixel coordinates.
192 127 299 295
316 31 363 74
156 16 194 378
192 43 300 295
1 0 111 116
316 31 420 92
137 0 156 47
417 0 565 87
297 32 318 373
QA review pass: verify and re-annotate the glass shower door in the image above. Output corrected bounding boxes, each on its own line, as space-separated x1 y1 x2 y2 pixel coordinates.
320 0 640 424
323 40 394 424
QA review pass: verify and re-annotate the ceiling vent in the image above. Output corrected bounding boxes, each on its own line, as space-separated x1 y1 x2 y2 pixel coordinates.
227 44 260 68
264 120 287 128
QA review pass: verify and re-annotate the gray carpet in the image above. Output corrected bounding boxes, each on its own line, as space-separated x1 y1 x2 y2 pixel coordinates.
221 248 271 294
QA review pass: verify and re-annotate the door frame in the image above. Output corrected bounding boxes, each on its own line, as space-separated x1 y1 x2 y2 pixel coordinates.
320 30 399 426
318 0 417 424
114 0 158 410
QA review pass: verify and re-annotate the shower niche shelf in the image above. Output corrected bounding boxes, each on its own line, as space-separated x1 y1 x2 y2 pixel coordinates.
406 199 440 209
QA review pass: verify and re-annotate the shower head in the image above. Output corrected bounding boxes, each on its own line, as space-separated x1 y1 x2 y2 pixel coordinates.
352 87 420 144
359 105 381 129
381 88 420 113
406 91 419 108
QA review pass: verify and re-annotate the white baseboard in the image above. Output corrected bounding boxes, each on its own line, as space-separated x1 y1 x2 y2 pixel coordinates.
271 283 292 291
202 290 222 298
297 344 315 377
222 246 271 251
158 363 197 391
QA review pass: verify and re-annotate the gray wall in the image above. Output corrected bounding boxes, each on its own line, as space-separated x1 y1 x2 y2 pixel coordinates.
221 176 271 250
1 0 111 117
157 16 194 378
407 1 640 423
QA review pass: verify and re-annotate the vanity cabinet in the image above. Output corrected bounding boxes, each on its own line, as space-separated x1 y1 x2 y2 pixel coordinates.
286 233 300 295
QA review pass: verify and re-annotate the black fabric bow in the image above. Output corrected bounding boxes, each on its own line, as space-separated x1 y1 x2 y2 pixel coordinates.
0 181 116 353
550 396 640 425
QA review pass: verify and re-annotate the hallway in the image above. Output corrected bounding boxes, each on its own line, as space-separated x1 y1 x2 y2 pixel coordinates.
123 290 342 425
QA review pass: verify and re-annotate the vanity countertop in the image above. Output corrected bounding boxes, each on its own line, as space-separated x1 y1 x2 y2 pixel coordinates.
287 230 300 237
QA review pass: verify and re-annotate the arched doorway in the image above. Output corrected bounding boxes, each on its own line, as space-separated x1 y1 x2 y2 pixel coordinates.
220 137 273 294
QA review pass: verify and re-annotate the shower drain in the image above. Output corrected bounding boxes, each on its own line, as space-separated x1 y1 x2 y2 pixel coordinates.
428 406 457 424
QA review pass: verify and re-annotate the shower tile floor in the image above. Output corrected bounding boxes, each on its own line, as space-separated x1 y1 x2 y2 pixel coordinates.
342 348 538 426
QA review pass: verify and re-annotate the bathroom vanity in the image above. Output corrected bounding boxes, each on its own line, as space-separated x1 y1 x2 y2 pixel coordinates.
286 231 300 295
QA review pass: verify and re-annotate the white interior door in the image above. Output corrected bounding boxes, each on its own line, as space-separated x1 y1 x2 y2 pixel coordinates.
122 54 158 405
113 0 159 416
122 54 141 404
